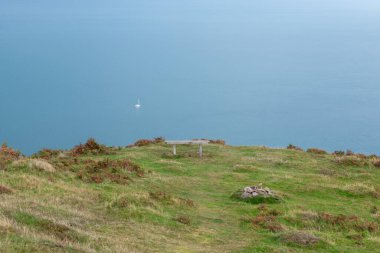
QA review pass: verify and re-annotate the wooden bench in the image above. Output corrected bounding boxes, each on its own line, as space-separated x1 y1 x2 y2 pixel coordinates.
165 140 209 157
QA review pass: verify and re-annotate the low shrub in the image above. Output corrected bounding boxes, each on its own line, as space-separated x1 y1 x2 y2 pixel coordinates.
0 144 21 166
333 151 345 156
32 149 61 159
307 148 327 155
72 138 109 156
134 139 153 147
77 159 144 184
134 137 165 147
287 144 303 151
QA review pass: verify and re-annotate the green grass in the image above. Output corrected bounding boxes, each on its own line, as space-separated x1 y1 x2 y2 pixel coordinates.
0 143 379 252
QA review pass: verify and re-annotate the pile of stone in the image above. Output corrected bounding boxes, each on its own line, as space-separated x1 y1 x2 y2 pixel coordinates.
240 184 275 199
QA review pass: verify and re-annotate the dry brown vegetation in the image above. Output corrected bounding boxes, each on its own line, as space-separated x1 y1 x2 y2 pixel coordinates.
174 215 191 225
12 159 56 172
77 158 144 184
280 231 320 246
71 138 110 156
334 156 368 167
307 148 328 155
134 137 165 147
287 144 303 151
0 185 12 194
373 159 380 168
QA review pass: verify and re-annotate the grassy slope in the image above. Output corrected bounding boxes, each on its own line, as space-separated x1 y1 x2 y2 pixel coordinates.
0 144 380 252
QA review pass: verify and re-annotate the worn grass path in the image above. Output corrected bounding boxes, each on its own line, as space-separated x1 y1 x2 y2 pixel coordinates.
0 143 380 252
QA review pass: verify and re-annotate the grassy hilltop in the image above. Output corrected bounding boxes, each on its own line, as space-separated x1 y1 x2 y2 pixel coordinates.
0 139 380 252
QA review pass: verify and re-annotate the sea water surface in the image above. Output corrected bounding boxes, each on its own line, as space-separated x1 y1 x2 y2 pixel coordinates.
1 0 380 155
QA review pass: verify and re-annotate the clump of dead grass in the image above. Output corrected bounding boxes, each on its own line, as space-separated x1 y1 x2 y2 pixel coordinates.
296 210 379 233
372 159 380 168
174 215 191 225
342 183 379 198
242 204 284 232
149 191 195 208
0 185 12 194
280 231 320 246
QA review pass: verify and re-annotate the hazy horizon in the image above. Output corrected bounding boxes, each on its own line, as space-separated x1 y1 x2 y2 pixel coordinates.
1 0 380 155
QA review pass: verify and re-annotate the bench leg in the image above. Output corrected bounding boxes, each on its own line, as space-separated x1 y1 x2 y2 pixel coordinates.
173 145 176 155
199 144 203 158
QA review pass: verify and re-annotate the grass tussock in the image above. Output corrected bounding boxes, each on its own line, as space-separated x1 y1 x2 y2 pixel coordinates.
12 159 56 172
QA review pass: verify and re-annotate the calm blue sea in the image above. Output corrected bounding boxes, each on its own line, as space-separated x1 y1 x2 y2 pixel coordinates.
1 0 380 155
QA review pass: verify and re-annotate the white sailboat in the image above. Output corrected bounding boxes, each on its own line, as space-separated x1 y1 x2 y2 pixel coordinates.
135 98 141 109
